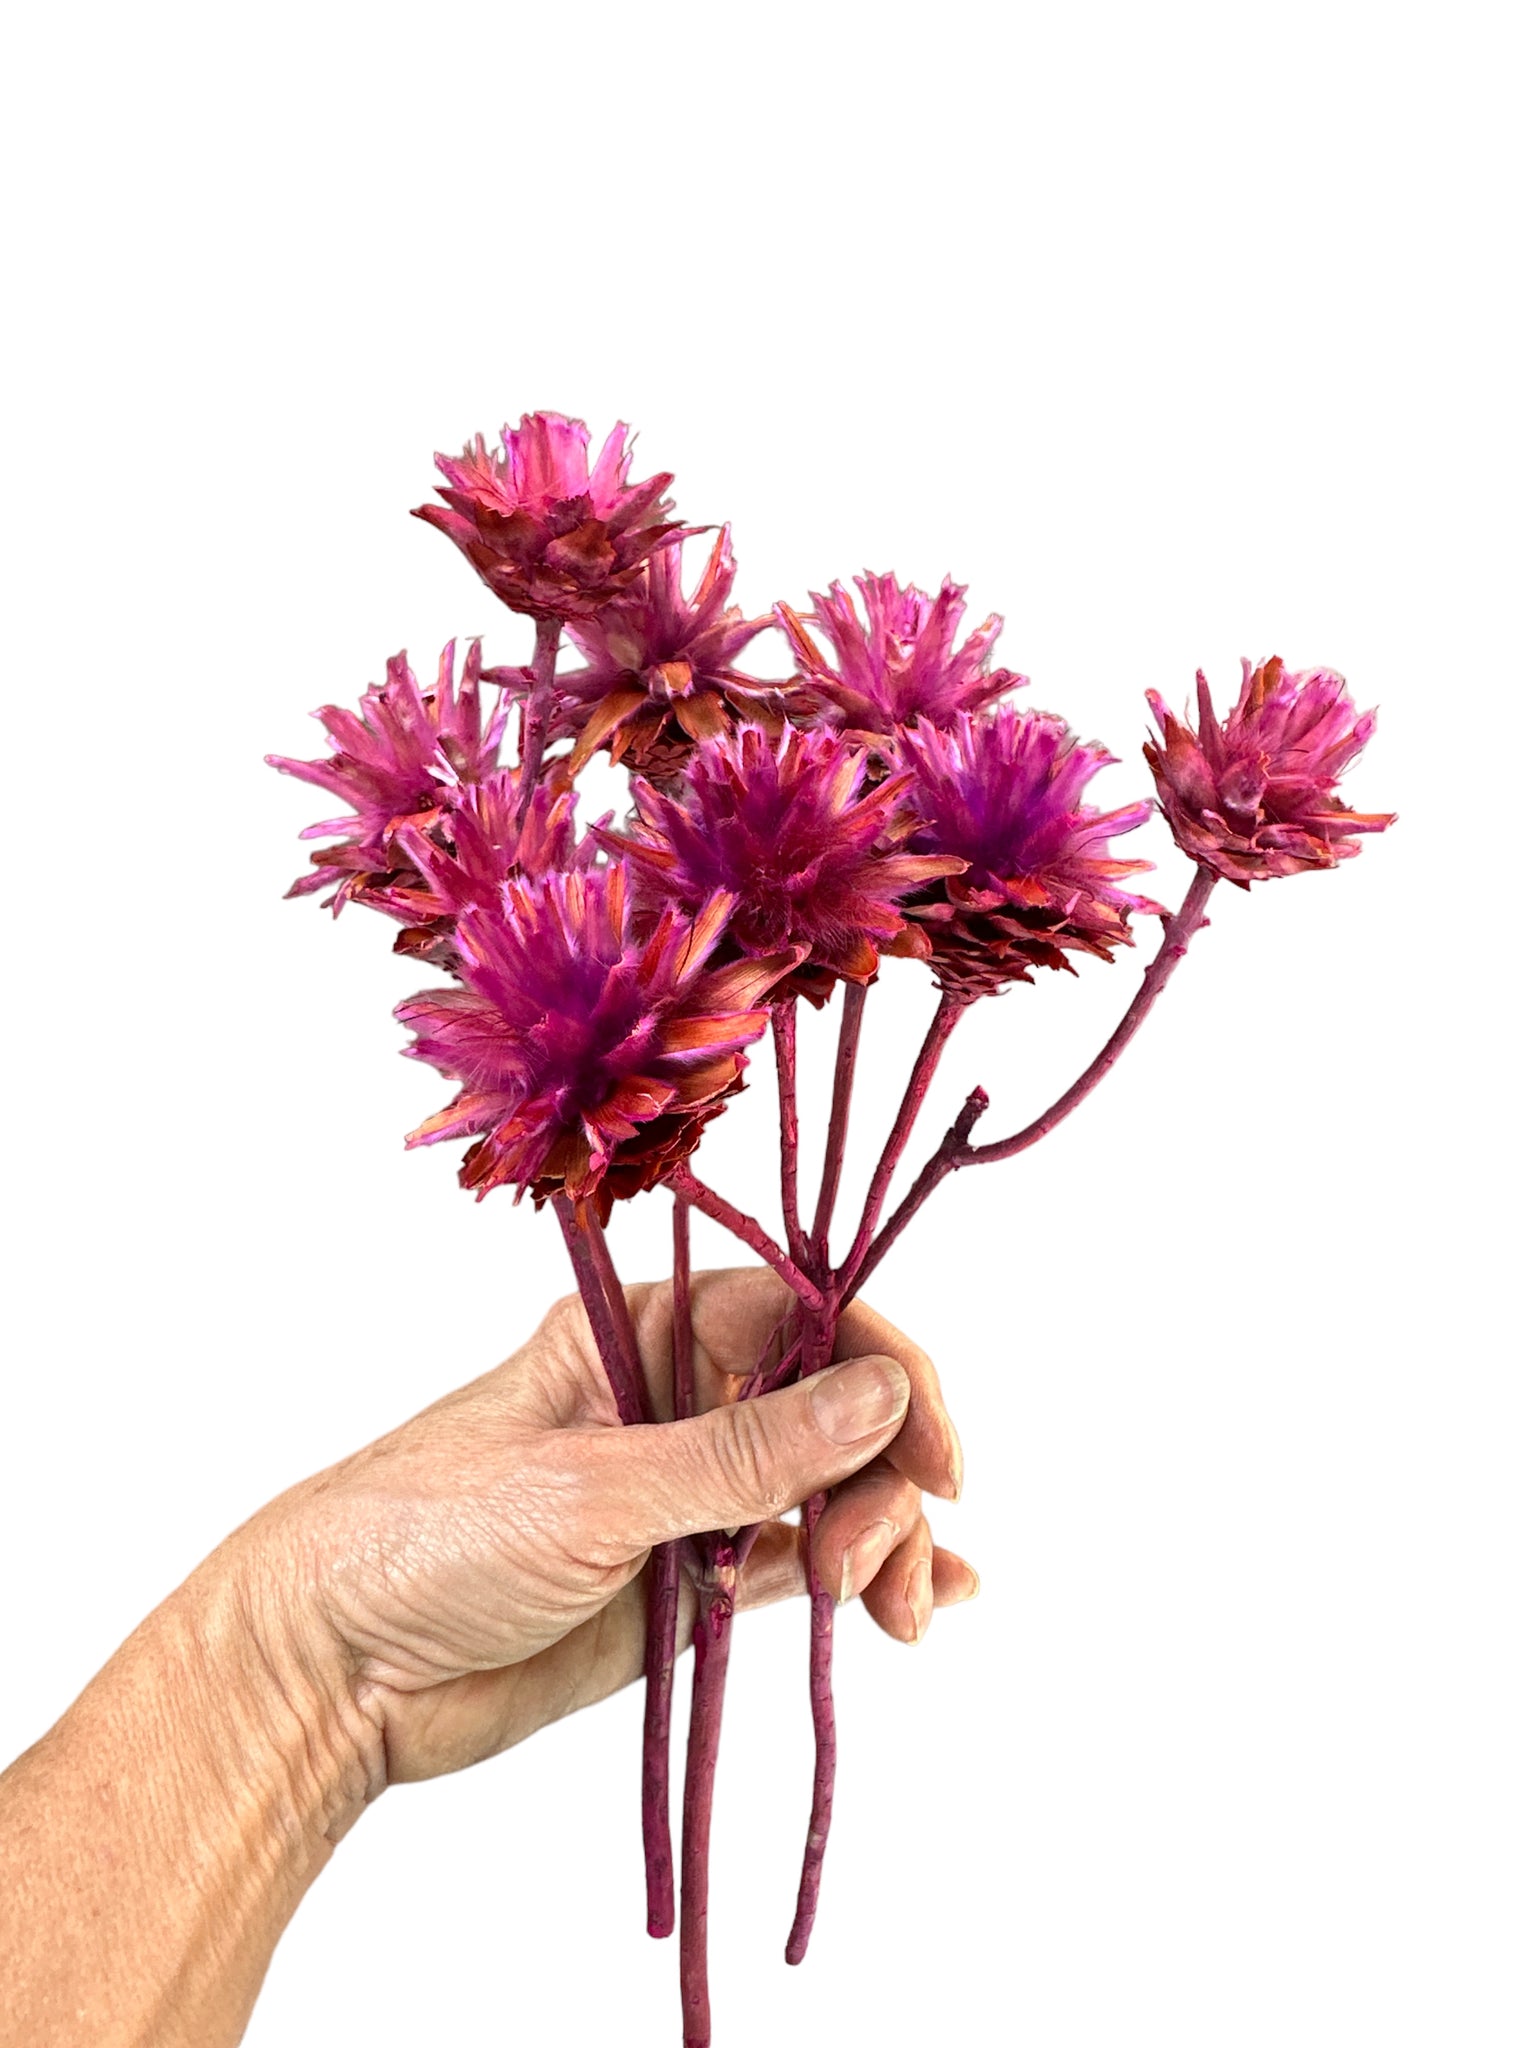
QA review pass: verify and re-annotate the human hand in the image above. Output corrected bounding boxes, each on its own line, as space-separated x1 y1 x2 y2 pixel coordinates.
226 1266 976 1800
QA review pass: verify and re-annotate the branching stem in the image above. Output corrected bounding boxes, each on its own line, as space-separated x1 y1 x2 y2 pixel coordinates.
840 990 965 1282
666 1168 825 1311
845 867 1219 1298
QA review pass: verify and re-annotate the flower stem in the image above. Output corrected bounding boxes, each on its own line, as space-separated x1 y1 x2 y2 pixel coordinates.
965 867 1217 1164
666 1168 825 1311
772 1001 809 1267
786 1491 836 1966
740 1330 804 1403
840 991 966 1282
581 1200 650 1417
643 1536 681 1940
740 1303 799 1402
514 616 563 825
640 1198 694 1943
845 866 1219 1297
781 1302 840 1964
680 1542 737 2048
672 1192 695 1422
552 1194 649 1426
810 980 867 1268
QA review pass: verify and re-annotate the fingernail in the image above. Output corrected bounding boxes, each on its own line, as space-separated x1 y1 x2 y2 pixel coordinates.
904 1556 933 1644
957 1563 981 1602
838 1519 899 1605
809 1356 908 1444
945 1428 965 1503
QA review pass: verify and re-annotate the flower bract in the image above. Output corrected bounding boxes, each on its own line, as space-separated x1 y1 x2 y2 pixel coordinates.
611 725 963 1004
368 769 595 969
396 866 799 1214
554 529 781 782
1144 659 1395 885
266 641 507 910
777 572 1022 737
414 411 685 622
896 708 1159 997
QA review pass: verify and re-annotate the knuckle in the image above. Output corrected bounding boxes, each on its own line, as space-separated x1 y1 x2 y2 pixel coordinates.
544 1286 585 1335
717 1400 794 1519
529 1290 595 1372
541 1288 588 1341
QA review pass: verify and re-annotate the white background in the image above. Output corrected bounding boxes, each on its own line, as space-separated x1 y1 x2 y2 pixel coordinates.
2 4 1531 2044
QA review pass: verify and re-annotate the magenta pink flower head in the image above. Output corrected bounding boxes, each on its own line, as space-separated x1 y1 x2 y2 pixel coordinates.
554 529 782 783
367 768 594 968
266 641 507 910
896 708 1159 999
413 411 684 623
611 725 964 1005
1145 658 1395 886
396 866 799 1218
777 573 1022 737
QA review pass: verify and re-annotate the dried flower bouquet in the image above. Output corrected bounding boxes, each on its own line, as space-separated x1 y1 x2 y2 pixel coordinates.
270 410 1393 2047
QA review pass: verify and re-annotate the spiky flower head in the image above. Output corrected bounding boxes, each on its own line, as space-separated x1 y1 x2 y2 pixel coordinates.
266 641 507 910
552 529 783 783
413 411 685 623
895 708 1159 999
366 768 595 970
611 725 964 1005
776 572 1023 737
1145 659 1395 886
396 866 799 1218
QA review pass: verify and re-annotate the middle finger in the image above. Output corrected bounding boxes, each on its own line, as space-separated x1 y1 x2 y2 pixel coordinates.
811 1456 924 1604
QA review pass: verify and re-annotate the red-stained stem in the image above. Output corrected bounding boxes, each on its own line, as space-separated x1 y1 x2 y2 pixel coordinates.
643 1536 681 1939
743 1303 798 1399
845 867 1219 1298
840 991 966 1282
782 1300 840 1963
581 1200 651 1421
741 1332 805 1404
680 1544 737 2048
555 1195 671 1931
809 980 866 1268
552 1195 649 1426
666 1168 825 1311
640 1198 694 1942
773 880 1219 1965
772 1002 809 1267
514 616 563 826
672 1193 695 1422
966 868 1217 1163
786 1491 836 1965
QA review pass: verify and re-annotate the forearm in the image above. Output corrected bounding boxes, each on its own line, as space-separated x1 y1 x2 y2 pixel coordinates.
0 1539 376 2048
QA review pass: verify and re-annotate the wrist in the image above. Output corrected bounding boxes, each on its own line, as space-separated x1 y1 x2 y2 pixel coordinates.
0 1528 384 2048
169 1516 387 1854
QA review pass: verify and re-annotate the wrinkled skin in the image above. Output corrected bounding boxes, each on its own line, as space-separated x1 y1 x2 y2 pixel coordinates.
0 1269 975 2048
258 1265 976 1788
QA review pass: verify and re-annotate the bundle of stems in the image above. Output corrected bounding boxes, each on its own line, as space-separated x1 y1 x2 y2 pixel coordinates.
555 869 1216 2047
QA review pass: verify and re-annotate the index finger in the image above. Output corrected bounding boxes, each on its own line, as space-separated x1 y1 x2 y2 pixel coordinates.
833 1296 961 1502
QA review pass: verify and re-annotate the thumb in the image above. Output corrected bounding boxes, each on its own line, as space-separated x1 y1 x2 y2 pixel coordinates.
586 1355 911 1550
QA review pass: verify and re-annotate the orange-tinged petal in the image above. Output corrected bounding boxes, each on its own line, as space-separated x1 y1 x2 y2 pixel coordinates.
569 686 647 774
697 948 805 1011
